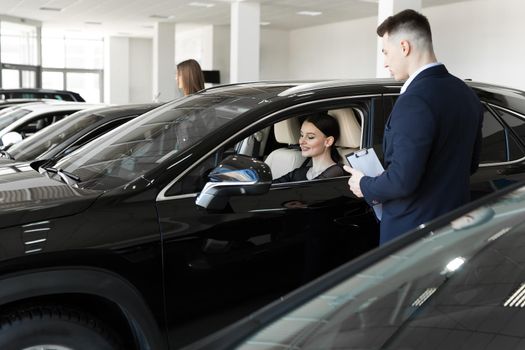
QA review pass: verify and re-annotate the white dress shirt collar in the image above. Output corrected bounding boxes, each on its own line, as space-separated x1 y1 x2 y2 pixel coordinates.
400 62 443 94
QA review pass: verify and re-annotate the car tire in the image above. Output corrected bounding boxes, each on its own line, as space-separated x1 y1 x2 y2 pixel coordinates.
0 305 123 350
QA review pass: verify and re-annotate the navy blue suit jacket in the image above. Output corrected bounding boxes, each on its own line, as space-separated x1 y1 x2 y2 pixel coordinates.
360 65 483 244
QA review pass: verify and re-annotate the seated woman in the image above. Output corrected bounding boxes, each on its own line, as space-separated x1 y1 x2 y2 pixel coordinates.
274 113 344 183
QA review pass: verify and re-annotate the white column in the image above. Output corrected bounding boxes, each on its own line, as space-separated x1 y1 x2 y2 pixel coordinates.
230 2 260 83
153 22 177 101
104 36 130 104
376 0 422 78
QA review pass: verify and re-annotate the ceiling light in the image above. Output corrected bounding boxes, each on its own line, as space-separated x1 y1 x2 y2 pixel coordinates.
149 14 170 19
189 2 216 8
85 21 102 25
297 11 322 16
40 7 62 12
260 21 270 26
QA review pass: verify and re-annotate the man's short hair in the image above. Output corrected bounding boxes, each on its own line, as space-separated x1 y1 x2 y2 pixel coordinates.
377 9 433 50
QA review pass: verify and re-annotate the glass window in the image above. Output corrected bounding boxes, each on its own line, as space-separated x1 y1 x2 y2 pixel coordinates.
54 88 286 190
42 71 64 90
1 69 19 88
480 106 524 163
66 72 100 103
41 34 103 69
0 22 38 65
42 37 66 68
21 70 36 88
65 38 103 69
495 106 525 146
0 109 31 130
7 109 106 162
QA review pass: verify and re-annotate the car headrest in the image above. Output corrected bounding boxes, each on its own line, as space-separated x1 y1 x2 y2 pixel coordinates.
328 108 361 148
274 117 301 145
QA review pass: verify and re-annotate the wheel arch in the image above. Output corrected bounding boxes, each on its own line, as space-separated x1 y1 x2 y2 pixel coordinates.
0 267 167 350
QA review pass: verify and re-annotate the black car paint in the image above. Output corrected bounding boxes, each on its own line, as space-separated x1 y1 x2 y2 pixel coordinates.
0 80 522 349
0 88 85 102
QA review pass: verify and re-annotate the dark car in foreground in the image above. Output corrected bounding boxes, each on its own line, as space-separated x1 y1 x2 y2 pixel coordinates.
0 88 85 102
0 80 523 350
0 103 163 166
188 181 525 350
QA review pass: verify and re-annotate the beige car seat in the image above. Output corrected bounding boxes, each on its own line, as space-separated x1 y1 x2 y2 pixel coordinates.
265 117 306 180
328 108 362 165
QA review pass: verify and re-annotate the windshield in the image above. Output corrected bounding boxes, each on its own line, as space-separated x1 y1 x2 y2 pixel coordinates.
53 88 285 190
237 185 525 349
8 108 106 161
0 109 31 131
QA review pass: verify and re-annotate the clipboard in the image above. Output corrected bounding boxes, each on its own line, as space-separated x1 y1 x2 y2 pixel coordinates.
346 148 384 220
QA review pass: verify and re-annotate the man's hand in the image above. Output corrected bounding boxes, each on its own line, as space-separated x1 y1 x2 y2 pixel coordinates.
344 165 364 198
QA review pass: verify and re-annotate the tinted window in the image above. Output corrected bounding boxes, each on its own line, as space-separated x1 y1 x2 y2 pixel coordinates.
372 96 395 162
8 109 106 161
54 87 288 190
480 106 523 163
495 106 525 156
0 108 31 130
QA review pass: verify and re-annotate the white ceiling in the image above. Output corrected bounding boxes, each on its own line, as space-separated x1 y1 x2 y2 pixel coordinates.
1 0 476 37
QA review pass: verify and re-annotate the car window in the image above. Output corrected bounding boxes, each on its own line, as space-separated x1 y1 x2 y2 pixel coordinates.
493 106 525 153
480 106 524 163
15 111 74 138
0 108 31 130
8 110 107 162
54 88 288 191
371 96 394 162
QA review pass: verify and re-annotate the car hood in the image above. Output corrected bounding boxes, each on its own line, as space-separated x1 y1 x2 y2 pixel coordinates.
0 165 103 228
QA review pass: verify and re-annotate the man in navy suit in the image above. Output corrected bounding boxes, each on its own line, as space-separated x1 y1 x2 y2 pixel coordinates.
345 9 483 244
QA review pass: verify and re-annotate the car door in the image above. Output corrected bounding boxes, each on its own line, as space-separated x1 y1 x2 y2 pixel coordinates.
156 95 386 349
376 96 525 201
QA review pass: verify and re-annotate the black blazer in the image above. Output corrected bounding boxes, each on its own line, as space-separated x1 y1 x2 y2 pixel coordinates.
360 65 483 244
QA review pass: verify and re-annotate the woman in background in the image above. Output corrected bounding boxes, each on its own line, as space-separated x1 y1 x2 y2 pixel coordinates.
176 59 205 96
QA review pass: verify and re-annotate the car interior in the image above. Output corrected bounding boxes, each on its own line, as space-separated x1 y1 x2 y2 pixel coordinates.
240 106 364 180
167 105 365 197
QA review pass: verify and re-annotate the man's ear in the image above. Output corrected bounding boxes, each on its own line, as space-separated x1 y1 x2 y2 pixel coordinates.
400 39 411 56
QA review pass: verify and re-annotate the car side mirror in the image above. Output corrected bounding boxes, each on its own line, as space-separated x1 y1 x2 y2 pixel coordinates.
1 131 23 148
196 155 272 210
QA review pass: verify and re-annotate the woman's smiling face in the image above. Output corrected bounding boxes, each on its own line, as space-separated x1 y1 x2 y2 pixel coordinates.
299 121 332 158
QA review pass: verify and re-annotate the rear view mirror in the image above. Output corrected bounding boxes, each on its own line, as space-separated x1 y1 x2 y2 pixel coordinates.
196 155 272 210
1 131 23 148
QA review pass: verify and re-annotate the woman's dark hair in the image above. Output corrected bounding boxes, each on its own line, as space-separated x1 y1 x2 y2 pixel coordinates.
304 112 341 163
177 59 205 95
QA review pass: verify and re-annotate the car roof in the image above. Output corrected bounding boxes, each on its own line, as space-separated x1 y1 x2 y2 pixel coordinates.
15 102 102 113
0 103 104 136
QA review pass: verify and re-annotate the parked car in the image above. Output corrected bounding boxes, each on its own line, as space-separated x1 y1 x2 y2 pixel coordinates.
0 98 55 110
0 80 523 350
0 102 102 148
0 103 163 166
0 88 85 102
187 181 525 350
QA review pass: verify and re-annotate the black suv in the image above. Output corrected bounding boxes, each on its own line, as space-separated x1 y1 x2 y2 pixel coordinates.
0 80 524 350
0 88 85 102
